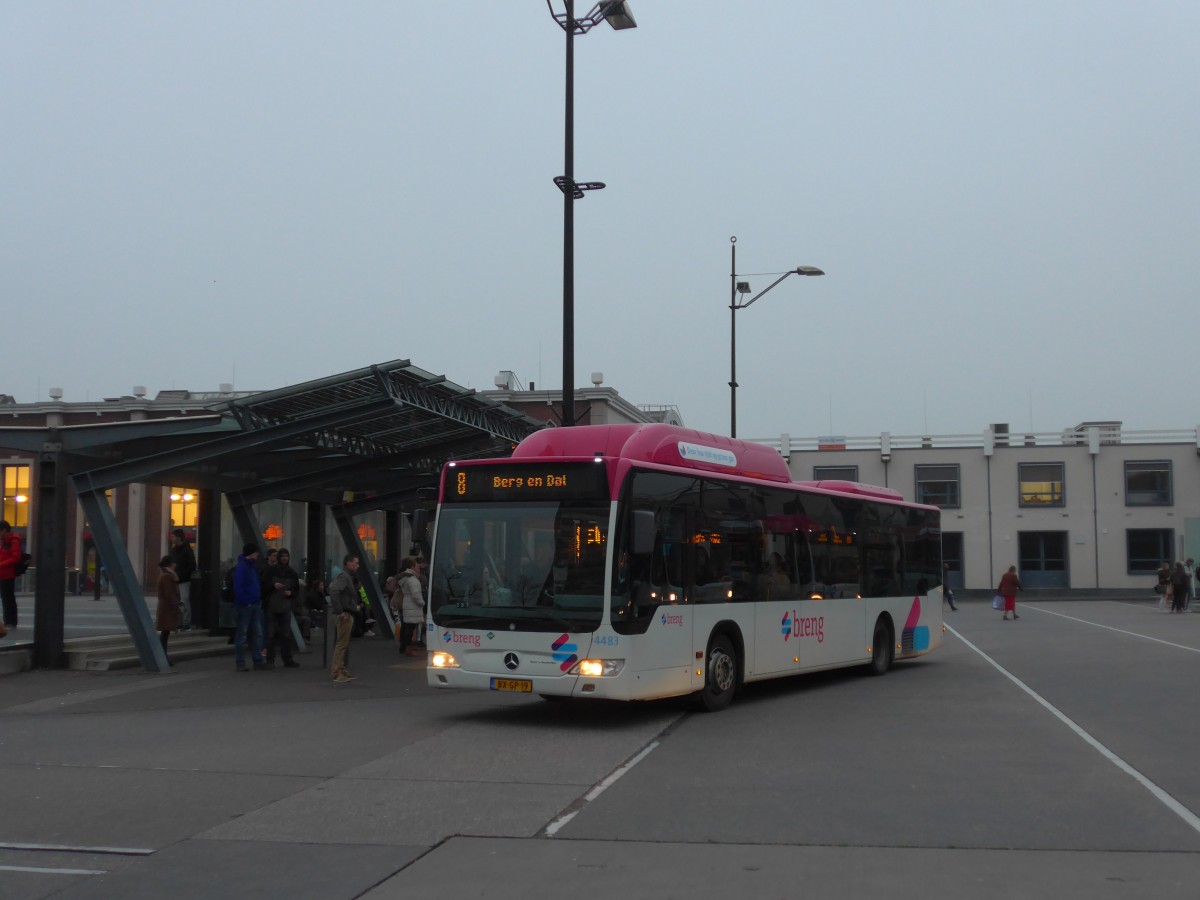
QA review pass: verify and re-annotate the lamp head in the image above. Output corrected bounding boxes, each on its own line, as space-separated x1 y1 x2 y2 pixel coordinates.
794 266 825 276
598 1 637 29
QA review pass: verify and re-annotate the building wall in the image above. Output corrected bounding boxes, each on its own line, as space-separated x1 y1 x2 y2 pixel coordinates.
778 427 1199 593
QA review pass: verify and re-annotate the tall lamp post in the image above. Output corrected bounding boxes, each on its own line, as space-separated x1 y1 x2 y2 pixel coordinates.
547 0 637 427
729 235 824 437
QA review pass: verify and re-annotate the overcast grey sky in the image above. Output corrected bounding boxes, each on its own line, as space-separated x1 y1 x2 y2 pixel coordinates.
4 1 1198 439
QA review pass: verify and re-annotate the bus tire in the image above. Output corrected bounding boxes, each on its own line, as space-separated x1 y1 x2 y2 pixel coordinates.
697 633 738 712
869 617 894 676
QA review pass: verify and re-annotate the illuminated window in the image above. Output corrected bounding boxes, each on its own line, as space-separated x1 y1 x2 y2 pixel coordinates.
168 486 198 528
2 465 31 527
1018 463 1064 507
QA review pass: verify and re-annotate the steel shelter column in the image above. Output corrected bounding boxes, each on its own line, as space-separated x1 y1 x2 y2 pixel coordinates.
197 488 221 632
385 508 401 577
306 501 325 583
73 474 168 672
33 447 68 669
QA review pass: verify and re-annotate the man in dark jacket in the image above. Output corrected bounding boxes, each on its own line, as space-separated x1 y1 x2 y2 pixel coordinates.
169 529 197 631
262 548 301 668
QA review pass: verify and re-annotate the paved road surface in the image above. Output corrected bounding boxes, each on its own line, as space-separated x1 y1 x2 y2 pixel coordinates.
1 598 1197 899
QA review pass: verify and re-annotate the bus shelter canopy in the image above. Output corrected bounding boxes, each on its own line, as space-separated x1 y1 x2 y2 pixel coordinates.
0 359 544 504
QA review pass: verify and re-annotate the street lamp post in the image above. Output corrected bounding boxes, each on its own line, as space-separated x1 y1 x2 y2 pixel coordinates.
547 1 637 427
728 235 824 438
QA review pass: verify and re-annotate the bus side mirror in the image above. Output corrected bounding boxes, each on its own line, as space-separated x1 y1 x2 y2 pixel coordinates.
632 511 655 556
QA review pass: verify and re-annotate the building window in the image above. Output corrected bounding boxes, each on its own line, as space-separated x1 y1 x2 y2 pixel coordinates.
813 466 858 482
1018 463 1064 507
2 464 31 528
1124 461 1172 506
1127 529 1173 574
169 487 199 529
915 464 960 508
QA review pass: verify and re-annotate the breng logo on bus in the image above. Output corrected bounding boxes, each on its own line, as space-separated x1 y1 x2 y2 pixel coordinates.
441 630 481 648
551 634 578 672
660 612 684 627
781 611 824 643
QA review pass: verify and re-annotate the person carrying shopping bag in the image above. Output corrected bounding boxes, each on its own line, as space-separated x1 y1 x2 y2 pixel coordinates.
998 565 1022 620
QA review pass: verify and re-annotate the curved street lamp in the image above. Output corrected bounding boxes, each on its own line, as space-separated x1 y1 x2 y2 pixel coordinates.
547 1 637 427
729 236 824 437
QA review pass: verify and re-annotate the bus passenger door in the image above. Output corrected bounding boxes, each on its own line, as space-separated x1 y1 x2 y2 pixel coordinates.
631 533 693 695
753 530 802 676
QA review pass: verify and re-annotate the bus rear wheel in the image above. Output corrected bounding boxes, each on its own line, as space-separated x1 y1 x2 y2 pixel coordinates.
697 633 738 712
869 618 894 676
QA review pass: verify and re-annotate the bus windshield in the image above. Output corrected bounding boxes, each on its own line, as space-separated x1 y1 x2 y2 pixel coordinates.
430 501 610 633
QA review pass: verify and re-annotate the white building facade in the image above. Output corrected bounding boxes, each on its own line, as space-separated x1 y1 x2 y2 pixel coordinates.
754 423 1200 595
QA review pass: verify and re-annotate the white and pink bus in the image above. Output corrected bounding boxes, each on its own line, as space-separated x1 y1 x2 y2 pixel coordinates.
427 424 943 710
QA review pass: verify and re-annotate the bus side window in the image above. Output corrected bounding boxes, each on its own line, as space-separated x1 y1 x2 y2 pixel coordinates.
794 534 815 596
760 535 797 602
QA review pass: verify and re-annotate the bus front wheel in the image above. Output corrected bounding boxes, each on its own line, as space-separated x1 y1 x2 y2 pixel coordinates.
869 618 894 676
697 633 738 712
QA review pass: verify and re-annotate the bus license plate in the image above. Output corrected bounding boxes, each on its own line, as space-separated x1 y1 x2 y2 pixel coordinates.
490 677 532 693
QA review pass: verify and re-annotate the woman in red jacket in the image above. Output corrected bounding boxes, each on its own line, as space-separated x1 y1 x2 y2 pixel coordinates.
998 565 1022 620
0 520 22 628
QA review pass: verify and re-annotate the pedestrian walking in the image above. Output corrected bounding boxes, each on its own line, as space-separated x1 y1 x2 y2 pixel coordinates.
943 562 958 611
998 565 1021 620
328 554 361 682
1185 558 1195 612
1169 561 1188 614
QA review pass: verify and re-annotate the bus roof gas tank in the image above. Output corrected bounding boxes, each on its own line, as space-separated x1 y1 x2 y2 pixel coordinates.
799 480 906 502
512 424 793 483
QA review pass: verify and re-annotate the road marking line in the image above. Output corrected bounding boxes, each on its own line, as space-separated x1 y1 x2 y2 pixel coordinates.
947 624 1200 836
0 841 154 855
0 864 106 875
1020 605 1200 653
544 741 660 838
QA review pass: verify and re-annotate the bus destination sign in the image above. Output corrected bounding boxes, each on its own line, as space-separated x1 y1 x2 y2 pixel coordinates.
446 462 609 503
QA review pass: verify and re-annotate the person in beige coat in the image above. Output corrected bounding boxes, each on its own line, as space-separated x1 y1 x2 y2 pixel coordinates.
395 557 426 657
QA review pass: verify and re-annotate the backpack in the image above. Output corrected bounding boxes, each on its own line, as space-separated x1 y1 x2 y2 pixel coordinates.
14 552 32 577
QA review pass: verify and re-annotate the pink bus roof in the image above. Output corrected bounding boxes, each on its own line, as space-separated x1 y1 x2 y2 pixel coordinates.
478 424 921 508
511 423 792 482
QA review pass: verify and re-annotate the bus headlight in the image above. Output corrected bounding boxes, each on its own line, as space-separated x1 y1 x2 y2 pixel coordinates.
572 659 625 677
430 651 459 668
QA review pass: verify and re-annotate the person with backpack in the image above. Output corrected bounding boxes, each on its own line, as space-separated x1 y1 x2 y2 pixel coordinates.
0 520 24 629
